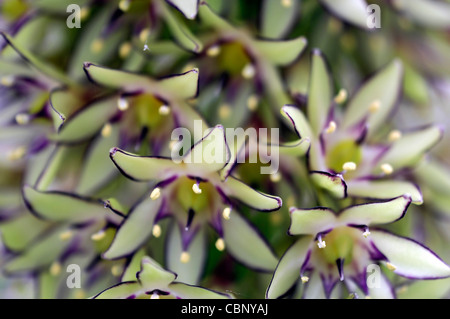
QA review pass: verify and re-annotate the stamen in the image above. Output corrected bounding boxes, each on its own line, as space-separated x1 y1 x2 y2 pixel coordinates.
119 0 130 11
15 113 30 125
317 234 326 249
219 104 231 119
180 252 190 264
111 264 122 276
158 105 170 116
150 188 161 200
8 147 26 161
59 230 73 241
91 230 106 241
192 182 202 194
342 161 357 171
119 42 132 58
241 63 256 79
215 238 225 251
325 121 337 134
117 97 129 111
247 95 259 111
139 28 150 43
1 75 14 87
388 130 402 142
369 100 381 113
206 45 221 57
50 262 62 276
380 163 394 175
334 89 348 104
80 7 90 20
150 292 160 299
152 224 162 238
281 0 292 7
386 262 396 271
222 207 231 220
270 172 282 183
301 276 309 283
91 39 104 53
363 227 371 238
101 123 112 137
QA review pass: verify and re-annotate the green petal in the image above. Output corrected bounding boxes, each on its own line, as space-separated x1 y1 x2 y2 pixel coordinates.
160 0 203 52
306 50 333 135
310 171 347 199
414 158 450 195
254 37 307 66
137 256 177 291
260 0 300 39
266 237 312 299
84 63 151 89
23 186 111 223
182 125 230 175
110 148 180 182
92 282 143 299
278 138 311 157
281 105 313 140
397 278 450 299
338 196 411 226
4 227 72 273
392 0 450 29
49 88 84 131
32 0 88 12
103 197 162 260
377 126 443 171
371 230 450 279
169 283 231 299
51 96 119 143
167 0 199 19
76 124 120 195
222 212 278 271
320 0 369 28
0 32 75 86
0 213 50 252
158 69 199 100
346 179 423 204
368 273 395 299
122 249 147 282
223 176 282 211
342 60 403 137
289 207 336 235
165 225 207 285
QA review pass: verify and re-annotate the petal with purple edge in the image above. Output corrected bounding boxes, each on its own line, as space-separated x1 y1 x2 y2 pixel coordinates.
165 224 207 285
110 148 180 182
222 176 282 212
92 282 143 299
50 96 120 143
169 283 232 299
392 0 450 29
222 212 278 272
158 68 199 100
23 186 111 223
84 63 151 90
346 179 423 204
370 230 450 279
182 125 230 176
137 256 177 290
306 50 333 136
266 237 312 299
281 105 313 140
103 196 163 260
342 59 403 137
310 171 347 199
338 195 411 226
121 249 147 282
253 37 307 66
289 207 336 236
377 125 443 171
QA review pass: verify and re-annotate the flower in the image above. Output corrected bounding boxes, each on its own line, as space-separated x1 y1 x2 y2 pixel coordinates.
105 124 282 283
93 254 232 299
267 195 450 299
280 50 443 204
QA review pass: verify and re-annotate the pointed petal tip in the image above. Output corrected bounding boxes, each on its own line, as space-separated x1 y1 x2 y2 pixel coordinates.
83 62 93 70
109 147 118 157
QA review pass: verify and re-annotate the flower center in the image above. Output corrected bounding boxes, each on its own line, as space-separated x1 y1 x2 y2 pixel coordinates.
326 140 362 174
